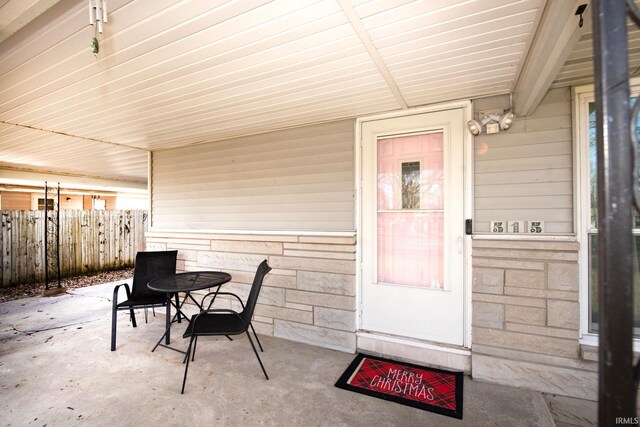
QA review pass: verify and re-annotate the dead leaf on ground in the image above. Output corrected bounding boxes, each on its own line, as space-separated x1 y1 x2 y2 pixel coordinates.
0 269 133 304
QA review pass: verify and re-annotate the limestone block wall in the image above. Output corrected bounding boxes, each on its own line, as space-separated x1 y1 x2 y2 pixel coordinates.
471 238 597 400
146 231 357 352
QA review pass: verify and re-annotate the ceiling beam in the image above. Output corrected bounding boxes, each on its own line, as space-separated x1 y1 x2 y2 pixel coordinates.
0 168 147 193
0 120 149 152
337 0 408 110
513 0 589 116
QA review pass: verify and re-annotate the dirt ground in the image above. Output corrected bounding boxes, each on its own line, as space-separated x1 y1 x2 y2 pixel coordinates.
0 268 134 303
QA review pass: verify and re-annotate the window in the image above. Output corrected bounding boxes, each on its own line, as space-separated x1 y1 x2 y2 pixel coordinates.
37 198 55 210
376 134 444 288
577 85 640 336
401 160 421 209
93 198 106 210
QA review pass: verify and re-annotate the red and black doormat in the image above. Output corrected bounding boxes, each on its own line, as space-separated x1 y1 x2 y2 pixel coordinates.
335 353 463 419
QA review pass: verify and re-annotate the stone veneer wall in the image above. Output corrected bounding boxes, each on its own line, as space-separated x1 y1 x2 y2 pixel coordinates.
471 239 597 400
146 231 357 352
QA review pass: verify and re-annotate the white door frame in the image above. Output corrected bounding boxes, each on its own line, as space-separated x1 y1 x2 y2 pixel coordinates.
355 100 474 350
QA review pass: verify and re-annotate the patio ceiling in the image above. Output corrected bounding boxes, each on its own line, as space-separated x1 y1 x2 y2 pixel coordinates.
0 0 591 185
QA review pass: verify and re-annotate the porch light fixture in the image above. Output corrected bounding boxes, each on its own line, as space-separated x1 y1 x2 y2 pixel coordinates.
467 119 482 135
500 111 515 130
89 0 108 34
467 110 515 135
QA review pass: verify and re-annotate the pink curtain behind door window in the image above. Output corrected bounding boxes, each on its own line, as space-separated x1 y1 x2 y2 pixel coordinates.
377 133 444 288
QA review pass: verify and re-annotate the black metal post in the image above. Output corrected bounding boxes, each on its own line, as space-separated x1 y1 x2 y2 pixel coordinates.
592 0 636 423
56 182 61 288
44 181 49 290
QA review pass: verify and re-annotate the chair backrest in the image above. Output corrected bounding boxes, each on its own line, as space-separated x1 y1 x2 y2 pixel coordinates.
241 260 271 325
131 250 178 297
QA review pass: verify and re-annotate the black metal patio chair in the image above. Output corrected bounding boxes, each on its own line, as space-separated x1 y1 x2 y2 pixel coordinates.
111 250 178 351
181 259 271 393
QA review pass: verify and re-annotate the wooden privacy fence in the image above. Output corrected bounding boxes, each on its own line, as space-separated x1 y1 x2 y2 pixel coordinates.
1 210 147 287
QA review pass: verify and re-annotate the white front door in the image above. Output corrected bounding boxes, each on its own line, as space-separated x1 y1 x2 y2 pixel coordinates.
361 109 465 346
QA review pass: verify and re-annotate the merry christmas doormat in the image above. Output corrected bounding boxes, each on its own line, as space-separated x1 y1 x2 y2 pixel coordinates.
335 353 463 419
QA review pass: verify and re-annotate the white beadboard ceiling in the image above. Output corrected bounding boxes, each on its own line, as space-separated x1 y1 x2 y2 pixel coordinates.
0 0 61 44
0 0 550 184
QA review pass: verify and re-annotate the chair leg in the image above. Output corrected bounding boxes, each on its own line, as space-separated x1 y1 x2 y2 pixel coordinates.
191 336 198 362
130 308 137 328
144 308 148 323
152 307 156 318
246 331 269 380
249 323 264 352
182 338 192 364
165 301 171 345
181 336 196 394
111 303 117 351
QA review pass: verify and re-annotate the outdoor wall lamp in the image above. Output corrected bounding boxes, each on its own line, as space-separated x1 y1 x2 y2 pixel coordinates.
467 110 515 135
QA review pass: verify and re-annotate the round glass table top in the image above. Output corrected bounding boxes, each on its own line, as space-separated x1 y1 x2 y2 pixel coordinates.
147 271 231 293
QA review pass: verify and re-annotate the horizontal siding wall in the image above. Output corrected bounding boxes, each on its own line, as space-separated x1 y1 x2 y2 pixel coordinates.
474 88 573 234
146 231 356 352
152 120 355 232
0 191 31 210
59 194 83 210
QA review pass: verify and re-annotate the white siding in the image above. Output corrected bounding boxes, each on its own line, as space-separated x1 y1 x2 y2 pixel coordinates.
474 88 573 234
152 120 355 232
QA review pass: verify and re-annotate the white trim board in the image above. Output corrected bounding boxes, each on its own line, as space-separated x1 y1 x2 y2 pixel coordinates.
357 332 471 373
147 229 356 237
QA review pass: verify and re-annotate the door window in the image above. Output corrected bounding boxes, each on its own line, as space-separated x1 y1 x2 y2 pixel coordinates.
376 133 444 288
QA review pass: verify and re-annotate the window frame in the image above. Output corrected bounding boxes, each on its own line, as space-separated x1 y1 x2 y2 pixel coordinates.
574 80 640 346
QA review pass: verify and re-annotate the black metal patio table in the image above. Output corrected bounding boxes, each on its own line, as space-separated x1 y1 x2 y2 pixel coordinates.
147 271 231 354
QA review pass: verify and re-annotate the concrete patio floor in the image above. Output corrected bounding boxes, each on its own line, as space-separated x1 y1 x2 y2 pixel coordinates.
0 280 596 426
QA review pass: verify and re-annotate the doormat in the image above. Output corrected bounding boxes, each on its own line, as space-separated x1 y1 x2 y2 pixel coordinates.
335 353 463 419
